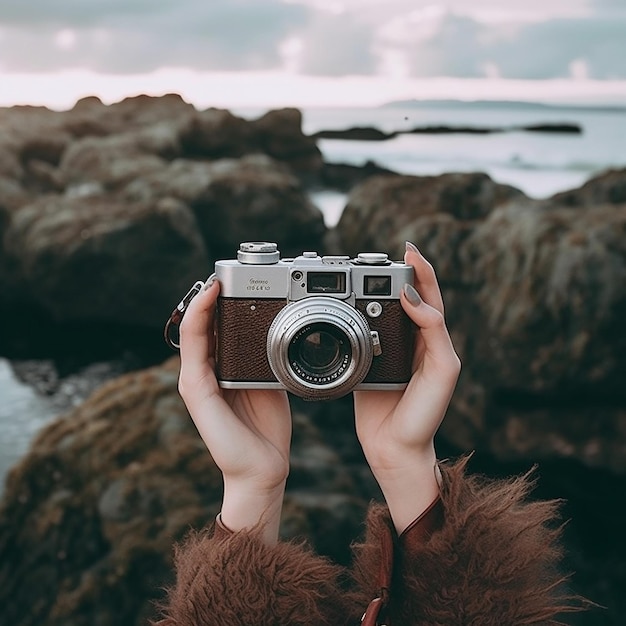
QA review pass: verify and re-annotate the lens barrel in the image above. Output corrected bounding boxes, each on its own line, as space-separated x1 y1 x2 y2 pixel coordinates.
266 297 373 400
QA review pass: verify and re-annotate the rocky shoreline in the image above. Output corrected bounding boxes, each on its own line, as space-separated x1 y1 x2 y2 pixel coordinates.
1 95 625 625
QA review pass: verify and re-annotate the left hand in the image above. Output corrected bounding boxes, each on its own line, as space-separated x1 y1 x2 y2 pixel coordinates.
353 243 461 533
177 278 291 544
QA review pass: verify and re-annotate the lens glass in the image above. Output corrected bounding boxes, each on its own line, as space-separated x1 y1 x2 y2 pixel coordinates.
288 322 352 385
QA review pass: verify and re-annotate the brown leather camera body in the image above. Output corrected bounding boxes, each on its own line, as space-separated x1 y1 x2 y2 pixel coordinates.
216 296 414 386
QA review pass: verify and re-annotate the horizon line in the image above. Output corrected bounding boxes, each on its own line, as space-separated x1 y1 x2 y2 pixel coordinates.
2 69 626 111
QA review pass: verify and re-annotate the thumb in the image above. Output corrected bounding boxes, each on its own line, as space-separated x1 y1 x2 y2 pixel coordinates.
179 278 220 389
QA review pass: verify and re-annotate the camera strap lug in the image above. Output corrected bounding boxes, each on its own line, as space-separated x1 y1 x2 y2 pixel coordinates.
371 331 382 357
163 279 207 350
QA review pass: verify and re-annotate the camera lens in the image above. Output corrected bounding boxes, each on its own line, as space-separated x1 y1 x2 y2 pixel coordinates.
266 297 374 400
288 323 351 382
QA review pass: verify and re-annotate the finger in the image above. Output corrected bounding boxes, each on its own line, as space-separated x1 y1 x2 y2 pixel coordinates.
401 283 461 377
404 242 445 315
179 278 220 385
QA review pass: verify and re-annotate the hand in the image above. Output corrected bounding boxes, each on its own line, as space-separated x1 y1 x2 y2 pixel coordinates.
354 243 461 533
177 278 292 544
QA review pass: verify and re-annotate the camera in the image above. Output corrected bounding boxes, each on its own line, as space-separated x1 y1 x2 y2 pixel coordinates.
214 242 415 401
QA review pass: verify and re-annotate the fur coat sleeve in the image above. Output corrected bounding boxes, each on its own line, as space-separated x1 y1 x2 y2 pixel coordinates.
154 457 581 626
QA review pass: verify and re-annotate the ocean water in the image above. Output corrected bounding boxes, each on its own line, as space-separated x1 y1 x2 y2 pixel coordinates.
0 359 55 489
237 102 626 226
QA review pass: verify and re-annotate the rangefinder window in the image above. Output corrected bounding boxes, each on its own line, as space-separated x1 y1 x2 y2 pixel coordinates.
364 275 392 296
307 272 346 293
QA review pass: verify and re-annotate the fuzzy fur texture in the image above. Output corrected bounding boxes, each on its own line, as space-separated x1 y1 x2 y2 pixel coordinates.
156 457 583 626
155 527 352 626
352 456 583 625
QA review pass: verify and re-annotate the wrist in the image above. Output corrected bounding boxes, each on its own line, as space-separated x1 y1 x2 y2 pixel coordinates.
372 448 440 535
220 479 286 546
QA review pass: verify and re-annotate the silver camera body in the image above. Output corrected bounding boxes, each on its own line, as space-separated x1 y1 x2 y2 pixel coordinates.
215 242 415 401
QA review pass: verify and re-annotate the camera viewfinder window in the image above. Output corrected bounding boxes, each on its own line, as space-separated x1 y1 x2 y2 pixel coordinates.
364 275 392 296
307 272 346 293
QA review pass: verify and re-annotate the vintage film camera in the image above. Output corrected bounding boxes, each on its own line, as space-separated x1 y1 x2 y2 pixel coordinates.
214 242 415 401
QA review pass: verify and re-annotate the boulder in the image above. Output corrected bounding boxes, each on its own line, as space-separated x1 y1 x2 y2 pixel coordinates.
3 195 209 328
179 108 255 159
336 172 524 283
320 160 398 192
0 358 368 626
249 108 323 174
63 93 196 138
58 124 183 190
443 200 626 473
333 172 626 474
0 175 31 212
179 107 323 175
123 154 327 260
551 167 626 207
460 201 626 394
0 138 25 179
18 129 72 167
189 154 326 259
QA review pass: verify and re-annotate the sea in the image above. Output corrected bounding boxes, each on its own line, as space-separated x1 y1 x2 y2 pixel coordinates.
2 99 626 488
239 100 626 227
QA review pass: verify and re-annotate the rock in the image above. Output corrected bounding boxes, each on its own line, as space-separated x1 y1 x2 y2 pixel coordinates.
23 159 65 193
4 195 209 328
180 107 323 175
450 200 626 475
521 123 581 134
0 358 219 626
18 129 72 166
0 175 31 212
0 96 332 358
190 154 326 259
336 172 524 283
60 132 169 191
0 138 25 179
0 358 367 626
333 171 626 475
551 167 626 207
179 108 255 158
123 154 327 260
249 108 323 174
320 160 398 192
64 93 196 138
460 201 626 395
312 126 396 141
311 123 582 142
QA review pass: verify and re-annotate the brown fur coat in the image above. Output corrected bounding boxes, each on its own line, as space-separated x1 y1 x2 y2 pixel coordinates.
155 457 581 625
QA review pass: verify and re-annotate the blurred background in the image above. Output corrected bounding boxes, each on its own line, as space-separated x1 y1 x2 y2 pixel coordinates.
1 1 625 625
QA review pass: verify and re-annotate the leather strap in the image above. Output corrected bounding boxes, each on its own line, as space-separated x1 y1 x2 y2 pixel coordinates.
361 597 384 626
399 495 444 549
361 495 444 626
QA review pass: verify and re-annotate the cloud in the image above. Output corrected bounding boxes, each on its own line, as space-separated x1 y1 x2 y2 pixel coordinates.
0 0 310 72
492 18 626 79
0 0 625 81
296 12 377 75
401 13 626 80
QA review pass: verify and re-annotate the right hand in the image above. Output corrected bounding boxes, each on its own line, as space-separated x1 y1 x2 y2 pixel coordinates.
177 278 292 543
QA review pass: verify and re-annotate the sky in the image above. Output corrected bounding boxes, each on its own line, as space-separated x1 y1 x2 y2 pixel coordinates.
1 0 626 109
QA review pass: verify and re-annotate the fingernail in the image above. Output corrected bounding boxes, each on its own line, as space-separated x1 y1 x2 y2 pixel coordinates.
403 283 422 306
405 241 421 255
203 274 217 291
